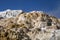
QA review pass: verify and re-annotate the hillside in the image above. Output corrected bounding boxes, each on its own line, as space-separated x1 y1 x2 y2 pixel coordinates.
0 10 60 40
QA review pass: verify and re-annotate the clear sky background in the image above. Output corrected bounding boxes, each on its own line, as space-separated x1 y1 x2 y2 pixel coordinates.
0 0 60 18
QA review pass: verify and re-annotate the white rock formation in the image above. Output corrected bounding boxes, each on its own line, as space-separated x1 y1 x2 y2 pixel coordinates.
0 9 23 19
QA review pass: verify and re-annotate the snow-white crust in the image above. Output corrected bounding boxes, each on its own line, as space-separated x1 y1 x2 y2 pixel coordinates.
0 9 23 18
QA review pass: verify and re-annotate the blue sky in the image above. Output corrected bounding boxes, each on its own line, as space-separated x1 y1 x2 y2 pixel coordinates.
0 0 60 18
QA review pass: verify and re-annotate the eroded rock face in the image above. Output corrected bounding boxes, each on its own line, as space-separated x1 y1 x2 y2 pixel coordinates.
0 10 60 40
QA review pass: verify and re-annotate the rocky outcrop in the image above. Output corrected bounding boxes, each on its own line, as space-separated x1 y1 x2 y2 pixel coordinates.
0 10 60 40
